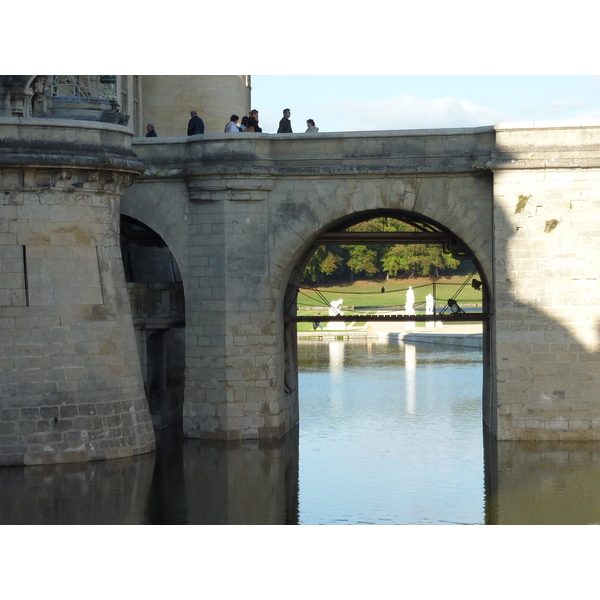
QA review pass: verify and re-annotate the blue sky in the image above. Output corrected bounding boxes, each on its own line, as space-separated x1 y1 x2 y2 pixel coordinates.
16 0 600 140
250 75 600 134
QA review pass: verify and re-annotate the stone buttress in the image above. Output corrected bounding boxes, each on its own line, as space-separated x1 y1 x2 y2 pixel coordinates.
0 118 155 465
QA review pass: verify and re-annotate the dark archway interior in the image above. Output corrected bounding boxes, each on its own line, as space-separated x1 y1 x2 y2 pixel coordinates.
120 215 185 429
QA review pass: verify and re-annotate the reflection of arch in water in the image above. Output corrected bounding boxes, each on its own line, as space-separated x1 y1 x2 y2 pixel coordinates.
284 208 490 434
120 216 185 429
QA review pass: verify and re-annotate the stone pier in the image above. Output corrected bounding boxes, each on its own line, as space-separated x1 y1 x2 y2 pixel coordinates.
0 118 155 465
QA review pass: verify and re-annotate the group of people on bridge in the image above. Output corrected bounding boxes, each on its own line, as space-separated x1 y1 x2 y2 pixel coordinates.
144 108 319 137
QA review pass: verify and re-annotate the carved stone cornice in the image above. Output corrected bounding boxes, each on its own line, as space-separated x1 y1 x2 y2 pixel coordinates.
187 173 276 202
0 75 50 118
0 118 145 191
0 167 136 194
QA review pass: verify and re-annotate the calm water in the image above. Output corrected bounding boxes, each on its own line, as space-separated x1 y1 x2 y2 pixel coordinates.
3 339 600 524
297 340 484 524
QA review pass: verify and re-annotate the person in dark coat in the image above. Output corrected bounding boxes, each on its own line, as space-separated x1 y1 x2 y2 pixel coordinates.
187 110 205 136
145 123 157 137
277 108 292 133
245 109 262 132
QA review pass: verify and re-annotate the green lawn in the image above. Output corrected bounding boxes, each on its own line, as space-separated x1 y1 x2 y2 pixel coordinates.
297 276 482 313
295 275 484 332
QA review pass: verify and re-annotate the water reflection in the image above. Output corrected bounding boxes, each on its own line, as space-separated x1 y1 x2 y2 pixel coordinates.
485 434 600 525
0 450 155 525
405 342 416 414
181 428 299 525
298 340 484 524
329 341 345 412
2 339 600 524
0 423 298 525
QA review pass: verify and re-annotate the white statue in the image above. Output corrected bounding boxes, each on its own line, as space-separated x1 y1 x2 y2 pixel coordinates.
327 299 346 330
425 293 434 327
405 286 415 316
405 286 415 330
329 299 344 317
425 293 434 314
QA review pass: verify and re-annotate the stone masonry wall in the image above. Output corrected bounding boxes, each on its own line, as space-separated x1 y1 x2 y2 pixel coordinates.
0 119 155 465
181 193 290 440
490 122 600 440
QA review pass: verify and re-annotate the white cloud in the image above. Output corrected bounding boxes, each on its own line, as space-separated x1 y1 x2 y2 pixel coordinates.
544 99 585 112
573 110 600 120
321 95 513 132
520 99 586 114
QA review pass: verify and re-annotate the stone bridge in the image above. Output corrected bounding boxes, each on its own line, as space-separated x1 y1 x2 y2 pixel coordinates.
122 122 600 445
3 118 600 465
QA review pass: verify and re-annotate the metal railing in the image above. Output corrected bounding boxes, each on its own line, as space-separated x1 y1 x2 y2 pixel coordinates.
51 76 117 101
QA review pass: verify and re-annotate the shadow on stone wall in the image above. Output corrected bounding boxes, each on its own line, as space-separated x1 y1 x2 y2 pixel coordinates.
121 216 185 430
481 160 600 522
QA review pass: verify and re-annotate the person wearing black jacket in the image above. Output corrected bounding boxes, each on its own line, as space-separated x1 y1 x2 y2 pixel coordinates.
245 109 262 132
277 108 292 133
187 110 205 136
145 123 157 137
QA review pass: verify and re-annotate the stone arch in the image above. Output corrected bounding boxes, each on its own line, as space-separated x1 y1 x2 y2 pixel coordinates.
120 181 190 285
270 175 494 438
286 207 491 300
268 172 493 312
121 136 496 442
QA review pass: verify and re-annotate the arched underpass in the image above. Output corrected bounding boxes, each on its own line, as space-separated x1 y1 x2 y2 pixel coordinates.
120 216 185 429
283 209 491 437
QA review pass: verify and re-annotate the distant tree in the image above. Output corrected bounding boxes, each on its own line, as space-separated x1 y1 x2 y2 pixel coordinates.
321 251 344 275
381 244 421 277
303 246 327 282
304 217 462 282
418 245 460 277
305 246 348 282
347 245 379 277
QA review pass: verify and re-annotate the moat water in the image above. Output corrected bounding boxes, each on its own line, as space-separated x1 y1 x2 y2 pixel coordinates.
2 339 600 525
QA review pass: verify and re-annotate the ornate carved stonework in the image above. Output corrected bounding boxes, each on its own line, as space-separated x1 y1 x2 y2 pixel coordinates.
0 75 50 117
2 167 135 195
0 75 129 123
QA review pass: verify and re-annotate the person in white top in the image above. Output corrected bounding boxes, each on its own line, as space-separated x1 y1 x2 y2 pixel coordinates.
305 119 319 133
224 114 240 133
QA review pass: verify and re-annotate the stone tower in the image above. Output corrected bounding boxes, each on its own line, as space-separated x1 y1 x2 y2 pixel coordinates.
0 76 155 465
140 75 251 136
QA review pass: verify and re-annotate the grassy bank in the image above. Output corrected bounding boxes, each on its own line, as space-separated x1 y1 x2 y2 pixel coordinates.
297 276 482 312
294 276 483 332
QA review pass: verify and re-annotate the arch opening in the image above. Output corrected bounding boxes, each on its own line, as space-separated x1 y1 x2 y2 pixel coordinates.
120 215 186 429
289 209 490 323
282 208 493 436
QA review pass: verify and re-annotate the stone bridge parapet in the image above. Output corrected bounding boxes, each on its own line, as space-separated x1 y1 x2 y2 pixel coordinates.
133 126 496 178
